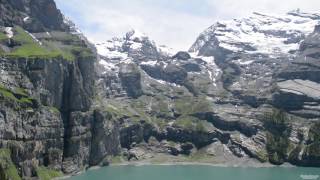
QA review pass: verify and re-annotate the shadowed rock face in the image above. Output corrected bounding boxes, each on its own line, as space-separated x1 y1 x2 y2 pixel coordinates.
119 63 143 98
0 0 121 177
29 0 67 31
172 51 191 60
0 0 68 32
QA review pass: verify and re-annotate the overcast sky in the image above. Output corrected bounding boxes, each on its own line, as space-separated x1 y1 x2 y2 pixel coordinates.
55 0 320 51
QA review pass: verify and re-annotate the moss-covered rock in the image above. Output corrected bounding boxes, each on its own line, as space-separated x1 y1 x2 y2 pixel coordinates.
264 109 291 165
292 123 320 166
173 116 208 133
0 26 95 61
0 149 21 180
0 85 36 108
36 166 62 180
174 96 211 116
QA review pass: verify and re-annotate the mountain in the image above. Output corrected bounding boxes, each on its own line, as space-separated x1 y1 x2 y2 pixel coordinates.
0 1 320 179
93 10 320 168
189 10 320 117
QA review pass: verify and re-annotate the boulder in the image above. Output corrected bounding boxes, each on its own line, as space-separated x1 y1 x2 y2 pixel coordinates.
172 51 191 60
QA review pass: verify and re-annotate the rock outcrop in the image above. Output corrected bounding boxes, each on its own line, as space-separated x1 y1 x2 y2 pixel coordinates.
0 0 68 32
119 63 143 98
273 27 320 118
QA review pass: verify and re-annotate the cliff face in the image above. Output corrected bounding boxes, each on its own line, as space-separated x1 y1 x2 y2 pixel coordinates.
0 0 121 179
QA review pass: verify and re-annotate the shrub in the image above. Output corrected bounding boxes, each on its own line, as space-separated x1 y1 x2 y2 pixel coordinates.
0 149 21 180
263 109 291 164
36 166 62 180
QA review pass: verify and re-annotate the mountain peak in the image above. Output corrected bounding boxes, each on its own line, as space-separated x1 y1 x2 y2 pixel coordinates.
125 29 148 42
287 9 320 19
189 11 319 58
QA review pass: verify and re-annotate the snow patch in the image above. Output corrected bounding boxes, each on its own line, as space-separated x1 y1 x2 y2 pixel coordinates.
130 42 143 50
141 60 158 66
4 27 13 38
191 54 221 87
23 16 30 22
99 59 118 72
158 45 175 56
96 42 128 60
26 31 42 46
126 29 147 42
122 58 134 64
236 59 255 65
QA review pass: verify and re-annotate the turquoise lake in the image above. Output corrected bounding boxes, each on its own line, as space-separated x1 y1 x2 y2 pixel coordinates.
67 165 320 180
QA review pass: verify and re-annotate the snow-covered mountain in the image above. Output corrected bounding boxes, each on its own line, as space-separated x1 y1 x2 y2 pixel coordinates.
94 10 320 102
190 10 319 60
95 29 222 97
91 10 320 167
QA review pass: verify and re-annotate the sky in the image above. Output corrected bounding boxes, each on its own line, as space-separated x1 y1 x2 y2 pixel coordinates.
55 0 320 51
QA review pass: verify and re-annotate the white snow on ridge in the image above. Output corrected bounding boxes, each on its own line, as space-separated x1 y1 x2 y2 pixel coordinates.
99 58 118 72
96 38 129 74
130 42 143 50
141 60 158 66
95 30 147 59
4 27 42 45
236 59 255 65
95 39 127 59
190 53 221 87
23 16 30 22
95 29 176 77
126 29 147 41
190 11 320 57
26 31 42 46
4 27 13 38
158 45 175 56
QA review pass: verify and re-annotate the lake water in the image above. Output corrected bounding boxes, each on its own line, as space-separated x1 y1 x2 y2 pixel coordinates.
68 165 320 180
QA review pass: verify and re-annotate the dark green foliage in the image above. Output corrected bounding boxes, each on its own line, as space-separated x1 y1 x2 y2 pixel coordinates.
174 96 211 116
264 109 290 136
0 85 35 108
264 109 291 165
173 116 208 132
0 32 7 42
305 122 320 160
36 166 62 180
309 122 320 142
0 149 21 180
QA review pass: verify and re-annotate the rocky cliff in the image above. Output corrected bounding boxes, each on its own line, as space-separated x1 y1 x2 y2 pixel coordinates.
1 1 320 179
0 0 120 179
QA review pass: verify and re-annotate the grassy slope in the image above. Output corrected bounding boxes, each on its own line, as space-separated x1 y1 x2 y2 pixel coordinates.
36 167 63 180
0 85 34 106
0 26 94 61
0 149 21 180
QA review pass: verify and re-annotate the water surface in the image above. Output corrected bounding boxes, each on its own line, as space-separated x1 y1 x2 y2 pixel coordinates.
68 165 320 180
